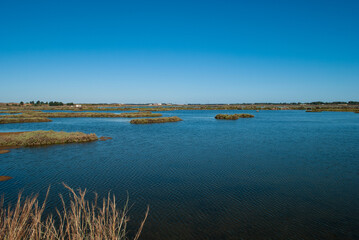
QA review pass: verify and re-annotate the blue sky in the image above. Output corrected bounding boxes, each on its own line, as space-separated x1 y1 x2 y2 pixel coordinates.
1 0 358 103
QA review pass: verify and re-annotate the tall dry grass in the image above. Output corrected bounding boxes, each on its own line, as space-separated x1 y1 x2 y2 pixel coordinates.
0 184 149 240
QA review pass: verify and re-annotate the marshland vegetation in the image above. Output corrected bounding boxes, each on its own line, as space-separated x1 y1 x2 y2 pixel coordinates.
130 116 182 124
0 184 148 239
0 131 98 147
2 101 359 112
215 113 254 120
0 117 52 124
0 111 162 124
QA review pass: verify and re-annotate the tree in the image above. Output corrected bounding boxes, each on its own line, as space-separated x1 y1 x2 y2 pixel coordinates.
20 101 24 105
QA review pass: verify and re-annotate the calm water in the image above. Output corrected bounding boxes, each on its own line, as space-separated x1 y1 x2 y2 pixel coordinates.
1 110 359 240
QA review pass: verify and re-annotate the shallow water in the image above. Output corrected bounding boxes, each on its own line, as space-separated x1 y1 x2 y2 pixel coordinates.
1 110 359 240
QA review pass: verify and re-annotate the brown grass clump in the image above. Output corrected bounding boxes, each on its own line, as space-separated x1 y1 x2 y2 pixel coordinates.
99 136 112 141
130 116 182 124
0 176 12 182
0 131 98 147
0 184 149 240
0 150 10 154
215 113 254 120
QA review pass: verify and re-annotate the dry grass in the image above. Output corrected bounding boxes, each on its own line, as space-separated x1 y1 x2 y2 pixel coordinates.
130 116 182 124
0 150 10 154
0 111 162 124
3 111 162 119
0 131 98 147
0 118 52 124
0 184 149 240
0 176 12 182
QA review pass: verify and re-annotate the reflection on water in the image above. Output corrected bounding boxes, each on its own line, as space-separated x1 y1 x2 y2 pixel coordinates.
1 110 359 239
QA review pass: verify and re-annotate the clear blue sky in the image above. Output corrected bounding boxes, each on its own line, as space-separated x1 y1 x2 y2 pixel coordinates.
1 0 358 103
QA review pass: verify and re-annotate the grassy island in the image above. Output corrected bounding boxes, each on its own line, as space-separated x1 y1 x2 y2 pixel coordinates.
215 113 254 120
0 117 52 124
130 116 182 124
0 131 98 147
0 111 162 124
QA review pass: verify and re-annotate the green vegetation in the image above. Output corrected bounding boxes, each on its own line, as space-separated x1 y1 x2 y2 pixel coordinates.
0 184 148 239
130 116 182 124
0 131 98 147
215 113 254 120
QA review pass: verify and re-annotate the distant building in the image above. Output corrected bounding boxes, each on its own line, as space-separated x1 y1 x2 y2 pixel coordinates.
75 104 82 108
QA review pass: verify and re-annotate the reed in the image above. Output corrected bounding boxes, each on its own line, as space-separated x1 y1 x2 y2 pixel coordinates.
0 184 148 240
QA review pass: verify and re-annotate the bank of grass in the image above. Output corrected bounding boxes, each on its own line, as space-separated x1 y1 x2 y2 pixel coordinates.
0 184 148 239
25 111 163 118
306 108 359 112
2 111 162 119
0 130 98 147
215 113 254 120
130 116 182 124
0 117 52 124
0 111 163 124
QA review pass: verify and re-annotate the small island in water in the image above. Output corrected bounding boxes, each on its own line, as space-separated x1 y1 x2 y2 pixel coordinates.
0 130 98 148
215 113 254 120
130 116 183 124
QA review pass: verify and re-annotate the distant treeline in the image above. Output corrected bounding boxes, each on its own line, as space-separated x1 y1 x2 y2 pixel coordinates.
20 101 74 106
188 101 359 105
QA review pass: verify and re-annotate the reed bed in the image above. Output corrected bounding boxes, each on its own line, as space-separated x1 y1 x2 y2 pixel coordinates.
0 118 52 124
0 111 162 119
23 111 162 118
0 184 148 240
130 116 182 124
215 113 254 120
0 130 98 147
